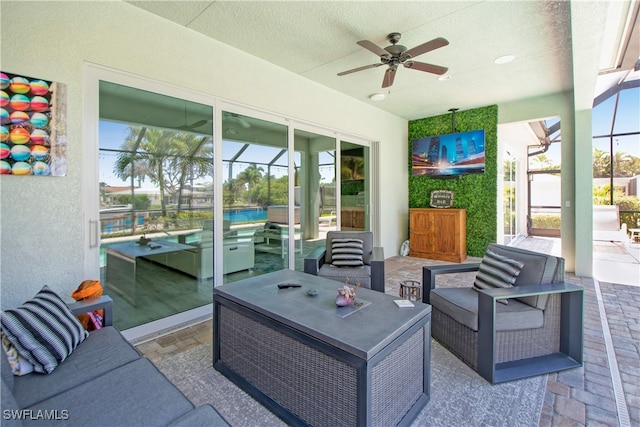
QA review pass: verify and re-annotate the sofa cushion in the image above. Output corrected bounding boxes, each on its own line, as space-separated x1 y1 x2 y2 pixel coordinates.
12 326 140 408
1 340 15 390
23 358 194 427
430 287 544 332
1 379 21 427
473 249 524 304
0 286 88 374
331 238 364 267
168 404 230 427
318 264 371 288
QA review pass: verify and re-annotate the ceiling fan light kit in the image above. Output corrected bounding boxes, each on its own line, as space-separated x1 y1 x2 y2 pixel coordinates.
338 32 449 88
369 93 385 101
494 54 515 64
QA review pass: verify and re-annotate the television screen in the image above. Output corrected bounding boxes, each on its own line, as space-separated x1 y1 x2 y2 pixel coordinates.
412 129 485 176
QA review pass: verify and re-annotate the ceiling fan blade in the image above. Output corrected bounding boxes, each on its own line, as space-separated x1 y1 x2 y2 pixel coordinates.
404 37 449 59
177 119 209 131
357 40 390 57
337 63 383 76
382 68 397 88
404 61 448 75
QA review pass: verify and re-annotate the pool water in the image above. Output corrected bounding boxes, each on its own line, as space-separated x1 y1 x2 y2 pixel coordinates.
224 208 267 223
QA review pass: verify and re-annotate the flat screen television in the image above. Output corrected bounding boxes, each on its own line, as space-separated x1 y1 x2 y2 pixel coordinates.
412 129 485 177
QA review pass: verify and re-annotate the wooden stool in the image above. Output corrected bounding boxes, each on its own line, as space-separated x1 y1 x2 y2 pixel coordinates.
399 280 421 301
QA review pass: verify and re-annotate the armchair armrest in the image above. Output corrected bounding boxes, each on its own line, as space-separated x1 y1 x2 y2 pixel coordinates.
477 281 584 383
68 295 113 327
422 263 481 304
477 281 583 301
304 246 327 276
370 247 385 293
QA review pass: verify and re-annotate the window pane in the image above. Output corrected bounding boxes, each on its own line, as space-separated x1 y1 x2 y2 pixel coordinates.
99 81 214 330
613 87 640 134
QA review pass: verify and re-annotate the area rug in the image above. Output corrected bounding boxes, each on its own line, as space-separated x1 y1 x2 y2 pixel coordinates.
153 340 545 426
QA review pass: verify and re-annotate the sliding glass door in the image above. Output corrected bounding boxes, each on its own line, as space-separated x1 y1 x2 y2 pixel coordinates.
340 140 370 231
221 110 289 281
98 81 214 330
292 128 337 271
89 66 377 335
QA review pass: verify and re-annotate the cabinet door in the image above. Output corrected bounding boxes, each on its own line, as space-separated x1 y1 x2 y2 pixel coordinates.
432 210 462 258
410 210 435 254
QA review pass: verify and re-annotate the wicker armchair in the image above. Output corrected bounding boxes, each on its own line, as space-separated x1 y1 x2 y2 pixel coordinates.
423 243 583 384
304 231 385 292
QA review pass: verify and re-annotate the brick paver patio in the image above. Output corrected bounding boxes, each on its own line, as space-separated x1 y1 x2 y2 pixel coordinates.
137 238 640 426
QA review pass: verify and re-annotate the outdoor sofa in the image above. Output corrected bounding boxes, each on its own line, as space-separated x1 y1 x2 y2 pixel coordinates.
1 292 229 426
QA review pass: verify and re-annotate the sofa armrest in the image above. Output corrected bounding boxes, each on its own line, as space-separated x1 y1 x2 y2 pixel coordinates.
370 247 385 293
422 263 481 304
68 295 113 327
304 246 327 276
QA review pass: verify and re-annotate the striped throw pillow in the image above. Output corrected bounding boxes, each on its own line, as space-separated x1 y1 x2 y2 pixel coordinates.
473 250 524 305
0 286 88 374
331 238 364 267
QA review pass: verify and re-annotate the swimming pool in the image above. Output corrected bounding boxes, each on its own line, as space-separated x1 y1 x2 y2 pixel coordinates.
223 207 267 223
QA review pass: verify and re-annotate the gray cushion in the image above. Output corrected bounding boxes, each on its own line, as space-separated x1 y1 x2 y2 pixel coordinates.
1 286 88 374
12 327 140 408
325 231 373 265
168 404 230 427
473 249 524 304
430 287 544 332
318 264 371 289
1 379 21 427
331 238 364 267
1 346 14 390
487 244 561 309
23 358 194 427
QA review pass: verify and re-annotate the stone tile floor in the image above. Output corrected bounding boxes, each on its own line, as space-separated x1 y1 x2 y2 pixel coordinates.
137 237 640 426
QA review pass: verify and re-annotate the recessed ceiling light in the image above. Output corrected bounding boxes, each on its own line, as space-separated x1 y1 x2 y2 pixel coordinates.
369 93 385 101
437 74 452 81
494 55 515 65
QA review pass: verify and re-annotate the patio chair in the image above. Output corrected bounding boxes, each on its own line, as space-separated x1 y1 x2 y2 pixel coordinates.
423 243 583 384
304 231 385 292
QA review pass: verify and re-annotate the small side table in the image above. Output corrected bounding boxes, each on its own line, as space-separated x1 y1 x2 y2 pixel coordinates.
629 228 640 243
399 280 422 301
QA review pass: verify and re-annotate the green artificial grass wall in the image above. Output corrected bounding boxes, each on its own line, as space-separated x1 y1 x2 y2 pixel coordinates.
408 105 498 257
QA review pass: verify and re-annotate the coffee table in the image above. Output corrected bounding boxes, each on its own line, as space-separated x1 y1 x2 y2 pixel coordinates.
105 239 194 305
214 270 431 426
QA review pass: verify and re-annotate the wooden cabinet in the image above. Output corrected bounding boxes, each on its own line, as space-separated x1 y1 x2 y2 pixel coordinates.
409 208 467 262
341 208 365 230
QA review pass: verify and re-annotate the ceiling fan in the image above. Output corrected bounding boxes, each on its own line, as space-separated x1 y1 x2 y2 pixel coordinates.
337 32 449 88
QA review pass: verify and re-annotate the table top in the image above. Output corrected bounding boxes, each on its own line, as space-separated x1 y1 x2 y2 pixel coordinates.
106 239 195 258
214 270 431 359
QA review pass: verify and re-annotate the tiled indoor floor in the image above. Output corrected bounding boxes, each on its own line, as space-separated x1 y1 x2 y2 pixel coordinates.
137 238 640 426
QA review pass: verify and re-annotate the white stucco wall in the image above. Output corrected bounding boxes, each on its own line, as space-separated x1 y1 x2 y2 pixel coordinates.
498 91 583 273
0 1 408 309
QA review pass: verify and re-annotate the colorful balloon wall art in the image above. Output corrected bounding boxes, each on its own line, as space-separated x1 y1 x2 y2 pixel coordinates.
0 71 67 176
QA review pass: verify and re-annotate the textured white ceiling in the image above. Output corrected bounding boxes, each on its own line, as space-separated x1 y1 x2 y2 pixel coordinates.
127 1 632 120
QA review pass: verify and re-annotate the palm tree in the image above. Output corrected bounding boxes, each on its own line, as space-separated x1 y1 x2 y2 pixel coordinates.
169 133 213 212
237 163 264 205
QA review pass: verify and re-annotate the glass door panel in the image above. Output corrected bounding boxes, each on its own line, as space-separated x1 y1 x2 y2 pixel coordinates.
98 81 214 330
340 141 370 231
293 128 336 271
503 150 517 244
221 111 288 282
